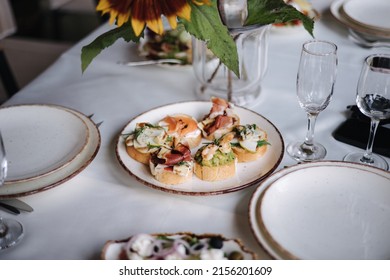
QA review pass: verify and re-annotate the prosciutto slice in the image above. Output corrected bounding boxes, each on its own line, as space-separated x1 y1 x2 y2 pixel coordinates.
151 144 191 166
203 115 233 135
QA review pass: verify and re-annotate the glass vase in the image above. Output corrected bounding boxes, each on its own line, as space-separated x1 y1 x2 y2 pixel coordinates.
192 23 269 107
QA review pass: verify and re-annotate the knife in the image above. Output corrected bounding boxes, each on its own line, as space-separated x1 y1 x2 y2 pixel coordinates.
0 199 34 212
118 59 183 66
0 201 20 215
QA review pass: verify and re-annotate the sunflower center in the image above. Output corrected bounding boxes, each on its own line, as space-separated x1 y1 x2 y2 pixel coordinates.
107 0 133 14
131 0 188 21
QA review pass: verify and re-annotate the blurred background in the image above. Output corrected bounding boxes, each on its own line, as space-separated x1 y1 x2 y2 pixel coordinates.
0 0 106 102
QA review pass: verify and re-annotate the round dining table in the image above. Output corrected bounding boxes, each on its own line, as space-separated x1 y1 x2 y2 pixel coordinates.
0 0 389 260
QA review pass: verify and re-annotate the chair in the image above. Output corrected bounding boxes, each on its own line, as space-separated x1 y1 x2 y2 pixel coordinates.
43 0 106 41
0 0 19 98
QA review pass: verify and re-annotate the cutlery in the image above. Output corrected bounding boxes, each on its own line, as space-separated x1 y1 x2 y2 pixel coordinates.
0 199 33 212
118 59 183 67
0 201 20 215
87 113 103 128
348 30 390 49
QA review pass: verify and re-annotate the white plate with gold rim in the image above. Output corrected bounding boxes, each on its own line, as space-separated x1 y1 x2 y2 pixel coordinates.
115 101 284 196
0 105 101 198
249 161 390 259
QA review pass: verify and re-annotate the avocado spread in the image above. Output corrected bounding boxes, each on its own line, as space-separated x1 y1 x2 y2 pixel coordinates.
195 147 236 167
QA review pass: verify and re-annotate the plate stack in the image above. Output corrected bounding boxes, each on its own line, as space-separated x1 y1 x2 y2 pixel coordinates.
331 0 390 40
249 161 390 259
0 105 101 198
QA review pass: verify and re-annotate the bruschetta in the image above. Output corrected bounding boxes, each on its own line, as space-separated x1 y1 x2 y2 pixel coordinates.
158 114 202 148
198 97 240 140
149 143 193 184
194 133 236 181
231 124 270 162
125 122 173 164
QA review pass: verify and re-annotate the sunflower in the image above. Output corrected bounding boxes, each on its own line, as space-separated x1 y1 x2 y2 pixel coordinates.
97 0 210 36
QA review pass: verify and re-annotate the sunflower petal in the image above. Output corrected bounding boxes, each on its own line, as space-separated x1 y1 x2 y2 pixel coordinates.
96 0 110 11
176 4 191 21
167 15 178 30
131 18 146 36
146 18 164 35
117 12 130 27
109 10 118 25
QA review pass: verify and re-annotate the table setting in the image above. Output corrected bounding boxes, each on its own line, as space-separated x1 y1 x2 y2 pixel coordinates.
0 0 389 260
330 0 390 44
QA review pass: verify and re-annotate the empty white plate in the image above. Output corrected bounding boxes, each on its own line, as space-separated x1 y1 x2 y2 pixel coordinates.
249 161 390 259
0 105 89 183
0 105 101 198
343 0 390 32
330 0 390 39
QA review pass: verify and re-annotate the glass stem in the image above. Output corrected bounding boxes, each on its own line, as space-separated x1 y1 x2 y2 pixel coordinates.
361 118 380 164
302 113 318 153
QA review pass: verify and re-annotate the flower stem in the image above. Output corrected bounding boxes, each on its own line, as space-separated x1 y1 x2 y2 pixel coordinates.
227 70 233 102
200 61 222 94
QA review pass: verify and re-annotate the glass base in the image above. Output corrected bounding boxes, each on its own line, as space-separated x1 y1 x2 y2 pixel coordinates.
343 152 389 170
195 84 262 108
0 218 24 250
286 141 327 162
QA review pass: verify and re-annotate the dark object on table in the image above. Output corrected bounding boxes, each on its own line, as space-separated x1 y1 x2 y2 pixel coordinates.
333 105 390 158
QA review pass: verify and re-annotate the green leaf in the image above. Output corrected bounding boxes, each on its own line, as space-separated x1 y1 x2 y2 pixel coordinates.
81 23 141 73
180 0 239 77
257 139 271 147
245 0 314 36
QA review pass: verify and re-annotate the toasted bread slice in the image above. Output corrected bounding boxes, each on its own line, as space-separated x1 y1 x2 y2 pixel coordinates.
126 145 150 164
194 160 236 181
152 167 192 185
232 145 268 162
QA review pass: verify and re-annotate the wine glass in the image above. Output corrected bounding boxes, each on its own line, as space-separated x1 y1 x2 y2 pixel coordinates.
287 40 338 162
343 54 390 170
0 130 24 250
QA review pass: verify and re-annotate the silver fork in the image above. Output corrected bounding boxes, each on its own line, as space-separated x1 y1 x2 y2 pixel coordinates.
87 114 104 128
348 29 390 49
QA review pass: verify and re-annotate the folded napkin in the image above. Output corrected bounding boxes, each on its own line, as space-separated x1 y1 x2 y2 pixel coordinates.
333 105 390 158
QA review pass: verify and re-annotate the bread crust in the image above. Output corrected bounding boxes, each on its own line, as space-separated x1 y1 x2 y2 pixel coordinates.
232 145 267 162
153 169 192 185
194 160 236 181
126 146 150 164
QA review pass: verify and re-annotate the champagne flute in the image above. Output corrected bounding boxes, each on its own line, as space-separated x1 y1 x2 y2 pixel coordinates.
343 54 390 170
287 40 338 162
0 131 24 250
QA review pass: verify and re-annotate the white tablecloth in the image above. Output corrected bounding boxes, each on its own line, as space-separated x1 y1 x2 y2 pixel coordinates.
1 0 389 259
